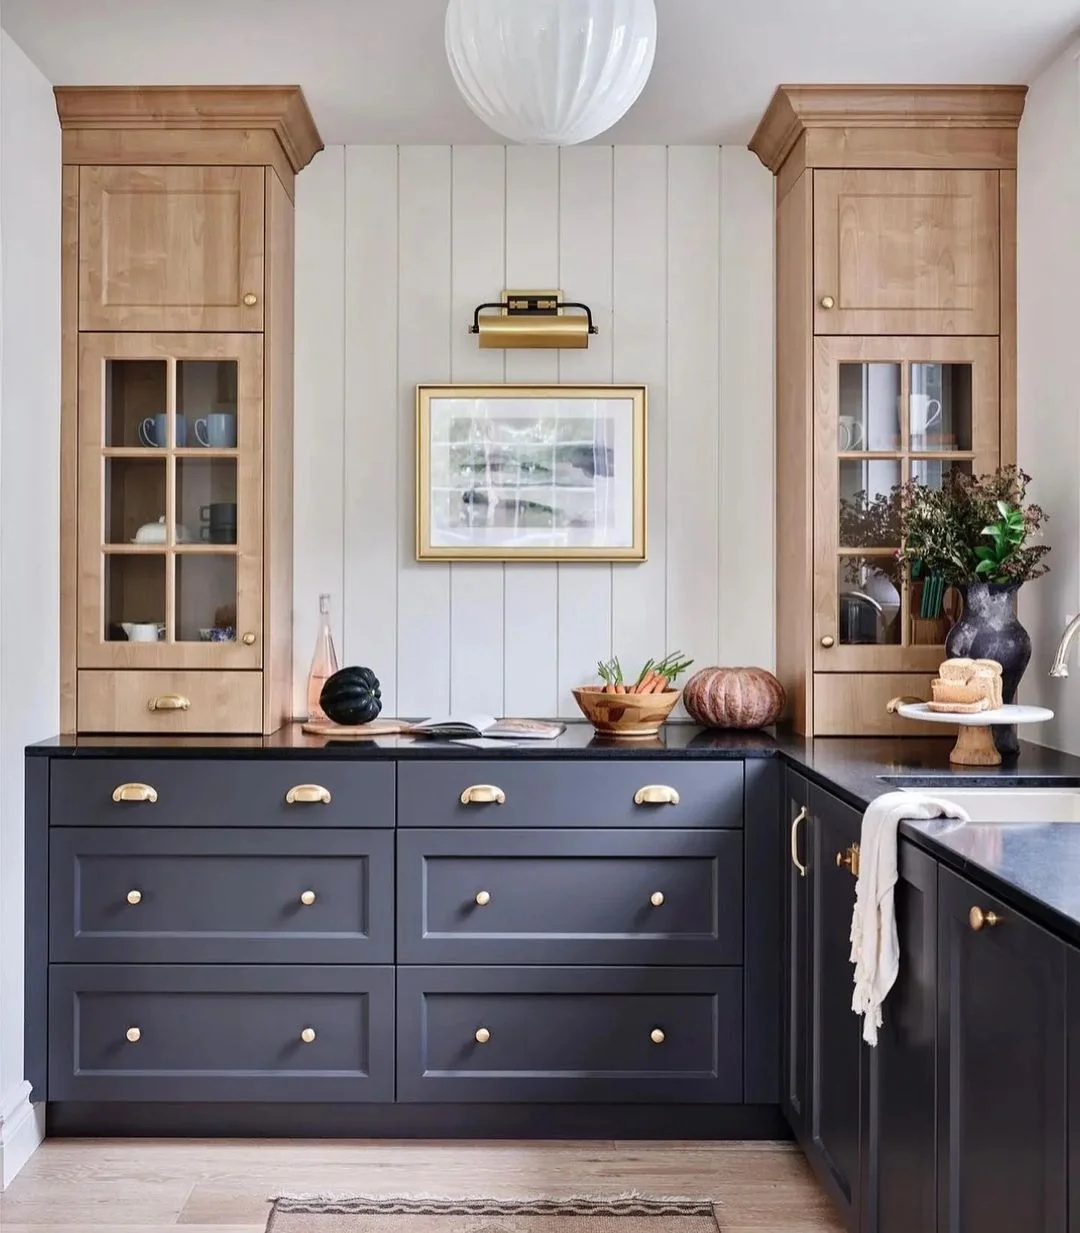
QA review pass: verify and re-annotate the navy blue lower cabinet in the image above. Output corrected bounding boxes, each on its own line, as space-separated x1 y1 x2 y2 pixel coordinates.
49 827 394 964
48 965 395 1103
395 966 742 1104
782 770 812 1141
396 827 742 965
937 866 1066 1233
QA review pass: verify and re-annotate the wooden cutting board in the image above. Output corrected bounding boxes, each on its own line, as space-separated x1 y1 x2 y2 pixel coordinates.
301 718 414 738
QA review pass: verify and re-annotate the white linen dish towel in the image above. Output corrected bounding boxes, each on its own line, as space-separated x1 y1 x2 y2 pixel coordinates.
851 790 969 1045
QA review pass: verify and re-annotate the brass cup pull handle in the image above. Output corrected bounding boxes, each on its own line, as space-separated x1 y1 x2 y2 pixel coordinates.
887 695 924 714
650 1028 666 1045
300 1027 317 1044
299 890 317 906
112 782 158 804
147 694 190 712
820 295 836 310
650 891 665 907
835 844 861 878
475 890 491 907
475 1027 491 1044
460 784 506 806
969 906 1000 931
125 1027 141 1043
286 784 332 805
126 890 143 905
790 806 808 878
243 292 259 307
634 785 680 806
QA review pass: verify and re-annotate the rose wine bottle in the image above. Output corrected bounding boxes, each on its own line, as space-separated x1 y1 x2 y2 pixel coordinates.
306 593 339 722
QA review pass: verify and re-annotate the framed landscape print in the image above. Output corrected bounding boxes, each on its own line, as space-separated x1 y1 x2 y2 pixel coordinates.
416 385 647 561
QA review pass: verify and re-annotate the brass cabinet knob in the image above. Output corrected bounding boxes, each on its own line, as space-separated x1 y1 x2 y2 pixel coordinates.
835 845 861 877
125 1027 141 1043
820 295 836 310
634 785 680 806
241 632 256 646
475 1027 491 1044
300 1027 317 1044
147 694 190 712
969 906 1000 931
243 292 259 307
650 1028 666 1045
126 890 143 905
650 891 665 907
112 782 158 804
820 635 836 649
475 890 491 906
460 784 506 805
286 784 332 805
299 890 317 906
790 806 808 878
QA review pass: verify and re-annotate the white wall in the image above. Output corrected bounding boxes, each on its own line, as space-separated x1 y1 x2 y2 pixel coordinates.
0 27 59 1184
293 145 775 717
1017 38 1080 751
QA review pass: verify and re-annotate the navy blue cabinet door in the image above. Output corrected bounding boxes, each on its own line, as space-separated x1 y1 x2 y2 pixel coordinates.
782 771 812 1139
937 866 1066 1233
808 785 862 1231
862 839 937 1233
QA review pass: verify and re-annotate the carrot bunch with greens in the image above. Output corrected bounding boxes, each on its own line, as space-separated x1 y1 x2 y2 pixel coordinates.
596 652 694 694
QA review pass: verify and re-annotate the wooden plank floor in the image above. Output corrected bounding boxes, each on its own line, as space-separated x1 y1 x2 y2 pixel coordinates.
0 1139 845 1231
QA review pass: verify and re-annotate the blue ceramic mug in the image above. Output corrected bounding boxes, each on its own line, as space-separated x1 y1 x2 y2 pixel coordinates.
138 414 187 447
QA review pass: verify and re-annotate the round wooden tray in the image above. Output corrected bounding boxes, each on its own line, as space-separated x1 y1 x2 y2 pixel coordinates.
301 719 412 739
893 702 1053 766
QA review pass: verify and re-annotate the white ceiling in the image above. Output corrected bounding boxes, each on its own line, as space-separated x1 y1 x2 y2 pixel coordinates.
3 0 1079 146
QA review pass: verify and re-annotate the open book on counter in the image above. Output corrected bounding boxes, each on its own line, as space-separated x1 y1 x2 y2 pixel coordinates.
408 715 566 740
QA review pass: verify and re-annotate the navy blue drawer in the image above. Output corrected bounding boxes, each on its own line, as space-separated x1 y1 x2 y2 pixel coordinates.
397 828 742 965
396 966 742 1103
49 965 395 1103
49 828 394 964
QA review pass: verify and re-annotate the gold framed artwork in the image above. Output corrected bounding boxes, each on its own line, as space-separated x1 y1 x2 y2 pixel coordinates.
416 384 647 562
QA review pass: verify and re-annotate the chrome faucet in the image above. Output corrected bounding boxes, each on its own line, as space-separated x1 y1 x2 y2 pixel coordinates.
1050 613 1080 678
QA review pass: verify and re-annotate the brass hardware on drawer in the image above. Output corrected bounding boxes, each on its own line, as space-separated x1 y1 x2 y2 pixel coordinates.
125 1027 141 1043
474 890 492 907
285 784 332 805
836 845 861 878
147 694 190 712
243 292 259 307
112 782 158 804
299 890 317 906
460 784 506 805
969 906 1000 931
241 632 257 645
633 784 680 806
650 1028 666 1045
300 1027 317 1044
475 1027 491 1044
820 295 836 310
790 806 808 878
820 635 836 649
650 891 665 907
126 890 143 905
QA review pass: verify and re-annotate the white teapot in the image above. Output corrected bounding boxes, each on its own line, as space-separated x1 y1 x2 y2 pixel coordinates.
132 517 192 544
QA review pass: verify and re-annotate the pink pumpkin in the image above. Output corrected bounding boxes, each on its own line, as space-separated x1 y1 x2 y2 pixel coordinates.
683 667 786 730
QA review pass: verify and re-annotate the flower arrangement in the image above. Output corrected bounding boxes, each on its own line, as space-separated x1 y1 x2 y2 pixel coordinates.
897 465 1050 588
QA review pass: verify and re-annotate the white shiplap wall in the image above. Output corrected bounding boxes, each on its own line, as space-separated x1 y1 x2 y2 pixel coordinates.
294 144 774 719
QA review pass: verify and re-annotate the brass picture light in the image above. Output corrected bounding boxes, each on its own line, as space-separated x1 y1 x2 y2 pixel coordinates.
470 290 598 350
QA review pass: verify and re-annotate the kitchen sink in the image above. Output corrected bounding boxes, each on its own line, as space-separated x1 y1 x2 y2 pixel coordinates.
900 787 1080 824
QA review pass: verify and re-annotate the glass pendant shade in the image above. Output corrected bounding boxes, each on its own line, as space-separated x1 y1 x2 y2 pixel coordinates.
445 0 658 145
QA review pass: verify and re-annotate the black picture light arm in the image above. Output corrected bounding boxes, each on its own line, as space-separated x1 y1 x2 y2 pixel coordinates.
469 301 598 335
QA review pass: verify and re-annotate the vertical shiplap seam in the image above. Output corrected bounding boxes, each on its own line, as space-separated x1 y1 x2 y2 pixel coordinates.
393 145 402 711
663 145 671 657
447 146 455 713
340 147 349 660
716 146 724 667
555 146 562 701
608 145 616 658
501 145 510 719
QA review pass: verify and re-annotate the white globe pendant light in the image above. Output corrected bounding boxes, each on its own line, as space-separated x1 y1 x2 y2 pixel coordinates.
445 0 658 145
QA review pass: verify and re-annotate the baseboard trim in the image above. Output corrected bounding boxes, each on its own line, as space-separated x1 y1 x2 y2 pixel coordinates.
48 1101 790 1141
1 1082 45 1187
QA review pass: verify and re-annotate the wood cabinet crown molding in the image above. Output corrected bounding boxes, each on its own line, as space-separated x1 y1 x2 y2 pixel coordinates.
750 84 1028 174
54 85 323 173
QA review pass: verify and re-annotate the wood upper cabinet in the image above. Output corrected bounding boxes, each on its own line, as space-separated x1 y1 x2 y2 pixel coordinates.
79 165 266 332
814 170 1000 336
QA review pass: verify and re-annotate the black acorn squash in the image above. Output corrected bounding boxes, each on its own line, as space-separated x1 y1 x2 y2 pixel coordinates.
320 666 382 726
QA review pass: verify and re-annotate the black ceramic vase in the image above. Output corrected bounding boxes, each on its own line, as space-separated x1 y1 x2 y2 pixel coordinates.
945 581 1031 756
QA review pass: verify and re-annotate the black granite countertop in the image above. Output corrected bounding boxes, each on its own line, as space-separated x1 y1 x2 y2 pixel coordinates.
27 721 1080 949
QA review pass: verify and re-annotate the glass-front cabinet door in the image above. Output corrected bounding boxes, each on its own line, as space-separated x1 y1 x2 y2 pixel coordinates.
77 333 263 669
814 336 1000 674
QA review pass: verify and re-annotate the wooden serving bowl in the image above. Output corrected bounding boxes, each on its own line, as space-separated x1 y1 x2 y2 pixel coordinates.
572 686 681 739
